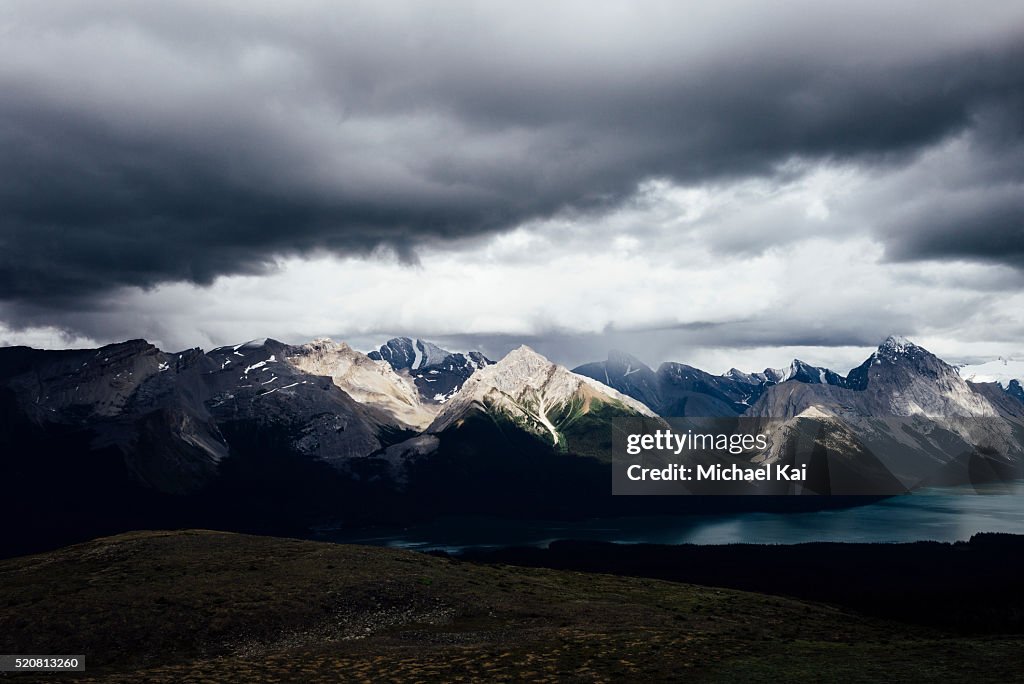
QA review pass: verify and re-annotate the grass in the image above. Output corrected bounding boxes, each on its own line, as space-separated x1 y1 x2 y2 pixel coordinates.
1 530 1021 682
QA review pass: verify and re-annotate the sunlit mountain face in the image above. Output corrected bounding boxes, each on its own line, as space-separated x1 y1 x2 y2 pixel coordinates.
2 332 1022 556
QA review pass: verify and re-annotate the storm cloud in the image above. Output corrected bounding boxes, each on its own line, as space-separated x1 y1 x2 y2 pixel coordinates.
2 1 1023 306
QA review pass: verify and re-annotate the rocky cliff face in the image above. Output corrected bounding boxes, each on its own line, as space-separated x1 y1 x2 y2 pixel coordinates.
368 337 492 404
573 352 766 416
751 337 1007 422
287 338 436 429
1 340 228 495
0 338 402 496
573 350 663 414
746 337 1024 489
430 345 655 446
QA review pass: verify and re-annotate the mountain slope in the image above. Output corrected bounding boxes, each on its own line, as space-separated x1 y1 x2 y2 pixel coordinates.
573 354 765 416
194 338 400 467
750 337 1018 426
959 358 1024 389
574 354 845 417
572 350 662 413
350 346 667 519
656 362 765 416
369 337 492 404
747 337 1024 489
286 338 435 429
0 337 412 555
430 345 656 448
1 339 229 494
764 359 848 387
1006 380 1024 405
960 358 1024 406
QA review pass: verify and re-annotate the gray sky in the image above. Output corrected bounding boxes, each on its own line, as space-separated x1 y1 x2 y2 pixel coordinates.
1 1 1023 373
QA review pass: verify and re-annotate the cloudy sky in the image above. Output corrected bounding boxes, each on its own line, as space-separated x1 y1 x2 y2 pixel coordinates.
1 1 1023 373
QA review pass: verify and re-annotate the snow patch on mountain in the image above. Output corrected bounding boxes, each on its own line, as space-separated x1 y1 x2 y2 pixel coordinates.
959 358 1024 390
369 337 493 405
767 364 795 383
881 335 915 354
416 339 450 369
411 338 423 370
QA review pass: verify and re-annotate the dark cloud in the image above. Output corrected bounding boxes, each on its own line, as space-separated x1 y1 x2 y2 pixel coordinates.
2 1 1023 310
884 185 1024 268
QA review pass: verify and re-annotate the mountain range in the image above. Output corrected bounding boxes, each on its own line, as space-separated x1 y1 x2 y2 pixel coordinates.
2 334 1023 554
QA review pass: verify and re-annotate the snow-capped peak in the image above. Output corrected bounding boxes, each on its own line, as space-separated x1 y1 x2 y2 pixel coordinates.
239 338 270 349
724 368 755 383
781 361 800 382
959 358 1024 390
766 360 805 383
879 335 917 354
415 338 450 369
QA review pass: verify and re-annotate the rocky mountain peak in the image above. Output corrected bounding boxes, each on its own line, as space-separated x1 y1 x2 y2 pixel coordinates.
475 345 556 394
606 348 650 368
1008 379 1024 404
879 335 917 354
430 345 655 437
368 337 493 405
503 344 547 364
369 337 451 371
286 337 434 429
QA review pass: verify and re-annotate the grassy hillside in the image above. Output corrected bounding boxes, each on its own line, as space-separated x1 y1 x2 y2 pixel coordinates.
1 531 1021 682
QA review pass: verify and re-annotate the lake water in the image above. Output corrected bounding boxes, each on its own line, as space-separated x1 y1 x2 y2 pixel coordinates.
319 482 1024 553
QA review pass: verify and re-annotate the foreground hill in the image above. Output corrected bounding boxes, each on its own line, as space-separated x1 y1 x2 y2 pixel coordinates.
1 531 1021 683
460 534 1024 634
